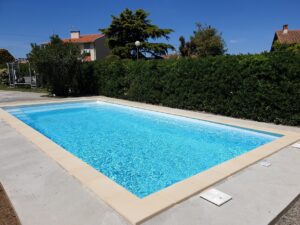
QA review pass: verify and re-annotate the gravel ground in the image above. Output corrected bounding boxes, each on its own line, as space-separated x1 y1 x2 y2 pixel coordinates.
0 184 21 225
274 195 300 225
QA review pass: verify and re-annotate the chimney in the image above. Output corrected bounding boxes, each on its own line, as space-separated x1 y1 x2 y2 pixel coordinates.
71 30 80 39
282 24 288 34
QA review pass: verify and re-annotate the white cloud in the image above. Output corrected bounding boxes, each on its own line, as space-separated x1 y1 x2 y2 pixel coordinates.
229 38 246 44
229 39 239 44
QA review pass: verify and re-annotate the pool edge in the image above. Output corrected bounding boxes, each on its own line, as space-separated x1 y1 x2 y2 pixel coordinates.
0 97 299 225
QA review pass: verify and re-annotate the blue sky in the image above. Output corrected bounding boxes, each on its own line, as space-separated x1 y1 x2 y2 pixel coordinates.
1 0 300 58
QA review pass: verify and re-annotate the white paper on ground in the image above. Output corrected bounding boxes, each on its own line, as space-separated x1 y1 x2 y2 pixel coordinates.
199 188 232 206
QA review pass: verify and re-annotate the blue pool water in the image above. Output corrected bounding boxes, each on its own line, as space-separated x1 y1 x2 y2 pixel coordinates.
6 101 281 198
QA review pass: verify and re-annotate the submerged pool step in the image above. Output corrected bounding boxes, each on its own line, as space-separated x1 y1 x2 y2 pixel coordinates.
9 111 33 123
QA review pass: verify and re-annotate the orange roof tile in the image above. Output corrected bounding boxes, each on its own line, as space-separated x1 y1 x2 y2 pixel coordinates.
83 55 92 62
62 34 105 43
275 30 300 44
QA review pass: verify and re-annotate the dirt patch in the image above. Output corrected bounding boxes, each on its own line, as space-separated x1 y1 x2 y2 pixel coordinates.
273 195 300 225
0 183 21 225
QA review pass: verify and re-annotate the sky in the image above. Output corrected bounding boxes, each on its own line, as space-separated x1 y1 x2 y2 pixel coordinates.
1 0 300 58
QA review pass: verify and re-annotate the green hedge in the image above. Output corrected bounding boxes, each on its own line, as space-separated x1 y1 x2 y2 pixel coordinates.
85 52 300 126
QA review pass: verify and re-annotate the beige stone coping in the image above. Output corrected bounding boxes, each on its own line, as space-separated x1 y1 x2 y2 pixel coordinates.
0 96 299 225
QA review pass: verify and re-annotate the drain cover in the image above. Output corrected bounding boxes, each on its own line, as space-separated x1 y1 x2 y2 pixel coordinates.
292 143 300 149
259 160 271 167
200 188 232 206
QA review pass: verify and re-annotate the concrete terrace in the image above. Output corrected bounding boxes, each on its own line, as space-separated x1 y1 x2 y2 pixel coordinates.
0 90 50 103
0 91 299 225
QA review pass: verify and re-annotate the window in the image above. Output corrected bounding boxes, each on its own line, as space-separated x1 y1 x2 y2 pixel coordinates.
84 43 91 49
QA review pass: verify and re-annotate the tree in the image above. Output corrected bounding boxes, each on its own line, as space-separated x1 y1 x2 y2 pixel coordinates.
0 49 15 64
179 23 226 57
28 35 83 96
100 8 175 59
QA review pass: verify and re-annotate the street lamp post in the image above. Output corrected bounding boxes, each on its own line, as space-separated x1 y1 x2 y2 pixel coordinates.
135 41 141 60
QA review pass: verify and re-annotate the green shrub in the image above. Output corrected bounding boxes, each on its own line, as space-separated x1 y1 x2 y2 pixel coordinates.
71 62 99 96
28 35 83 96
0 68 8 85
88 52 299 126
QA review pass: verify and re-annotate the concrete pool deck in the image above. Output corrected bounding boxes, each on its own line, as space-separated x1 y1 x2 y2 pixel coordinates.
0 90 50 103
0 92 299 225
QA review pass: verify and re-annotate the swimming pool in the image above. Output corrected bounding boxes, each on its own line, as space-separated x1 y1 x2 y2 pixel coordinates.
6 101 281 198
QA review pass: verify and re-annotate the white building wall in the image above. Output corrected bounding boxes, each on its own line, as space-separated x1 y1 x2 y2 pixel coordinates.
76 43 96 61
90 44 96 61
72 40 108 61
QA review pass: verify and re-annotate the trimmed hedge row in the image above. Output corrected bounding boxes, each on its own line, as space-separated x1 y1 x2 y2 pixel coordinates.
82 52 300 126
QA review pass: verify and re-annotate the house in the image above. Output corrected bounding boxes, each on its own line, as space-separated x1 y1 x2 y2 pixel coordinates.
271 25 300 51
61 31 110 61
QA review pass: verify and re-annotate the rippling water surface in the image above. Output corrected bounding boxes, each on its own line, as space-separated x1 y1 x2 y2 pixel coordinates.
6 101 280 198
